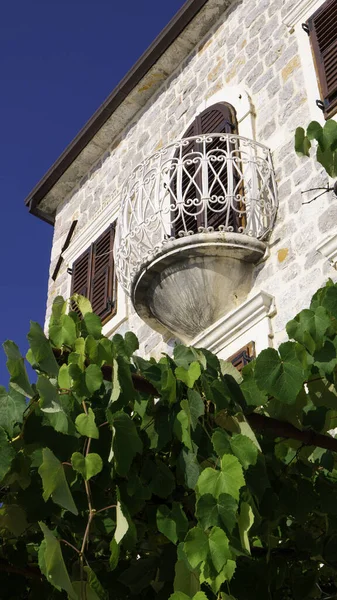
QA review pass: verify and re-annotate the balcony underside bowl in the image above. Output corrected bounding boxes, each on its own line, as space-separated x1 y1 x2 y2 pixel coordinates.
131 232 266 343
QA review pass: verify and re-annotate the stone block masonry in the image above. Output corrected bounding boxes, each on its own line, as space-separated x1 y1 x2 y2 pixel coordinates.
46 0 336 359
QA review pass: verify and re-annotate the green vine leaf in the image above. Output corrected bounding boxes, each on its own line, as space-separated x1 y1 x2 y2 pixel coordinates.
0 426 15 482
179 447 201 489
184 526 231 575
175 361 201 388
255 342 307 404
49 313 77 348
0 386 26 437
286 307 331 353
174 550 201 596
157 502 188 544
115 498 129 545
85 364 103 394
71 452 103 480
84 566 109 600
71 293 92 317
124 331 139 357
196 454 245 501
208 526 231 572
229 434 258 470
37 375 63 413
109 537 120 570
82 312 102 339
110 411 143 476
150 457 176 498
187 389 205 429
58 364 72 389
38 522 76 598
38 448 78 515
27 321 59 377
72 582 101 600
174 345 200 369
75 407 99 439
212 429 231 458
240 361 268 407
196 493 238 533
3 340 34 398
109 358 121 404
238 501 254 554
294 126 311 156
161 363 177 405
0 504 28 537
183 527 209 569
174 406 193 450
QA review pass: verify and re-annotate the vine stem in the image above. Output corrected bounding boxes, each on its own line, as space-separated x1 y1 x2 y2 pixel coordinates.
81 505 94 555
11 396 40 443
60 539 81 555
80 400 94 600
95 504 117 515
201 418 212 442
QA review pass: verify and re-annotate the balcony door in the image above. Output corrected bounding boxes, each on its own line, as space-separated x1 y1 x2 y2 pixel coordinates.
171 102 240 236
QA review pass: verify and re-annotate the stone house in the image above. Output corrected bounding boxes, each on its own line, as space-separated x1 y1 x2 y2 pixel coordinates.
25 0 337 365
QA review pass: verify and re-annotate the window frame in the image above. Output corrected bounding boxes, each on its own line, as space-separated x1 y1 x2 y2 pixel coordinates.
306 0 337 118
191 291 275 359
62 200 128 337
70 223 117 324
171 102 241 235
227 342 256 371
283 0 337 123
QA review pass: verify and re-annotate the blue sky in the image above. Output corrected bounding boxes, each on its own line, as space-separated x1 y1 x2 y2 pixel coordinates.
0 0 185 384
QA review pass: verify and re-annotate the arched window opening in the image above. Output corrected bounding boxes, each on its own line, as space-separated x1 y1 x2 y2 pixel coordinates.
171 102 242 236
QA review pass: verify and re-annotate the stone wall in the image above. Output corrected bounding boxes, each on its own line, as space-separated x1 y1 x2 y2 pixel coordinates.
46 0 337 358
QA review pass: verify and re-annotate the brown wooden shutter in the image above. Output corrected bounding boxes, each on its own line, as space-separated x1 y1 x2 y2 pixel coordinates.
307 0 337 117
172 103 238 235
197 104 239 231
71 248 92 317
70 224 116 323
90 225 116 321
71 248 91 297
227 342 255 373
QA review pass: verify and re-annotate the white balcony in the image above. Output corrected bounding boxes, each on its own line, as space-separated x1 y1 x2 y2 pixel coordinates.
115 134 278 341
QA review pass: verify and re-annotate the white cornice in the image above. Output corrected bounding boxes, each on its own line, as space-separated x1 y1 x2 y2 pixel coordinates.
282 0 321 29
191 291 276 354
317 234 337 268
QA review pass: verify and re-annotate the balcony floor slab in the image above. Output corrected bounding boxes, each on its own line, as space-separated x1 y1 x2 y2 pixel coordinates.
131 232 267 342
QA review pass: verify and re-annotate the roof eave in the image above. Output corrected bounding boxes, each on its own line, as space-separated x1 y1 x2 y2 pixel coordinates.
25 0 208 225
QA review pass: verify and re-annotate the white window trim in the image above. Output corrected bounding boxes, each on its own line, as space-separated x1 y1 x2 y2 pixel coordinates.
283 0 323 28
182 85 255 141
317 233 337 268
190 291 276 359
283 0 334 124
62 196 128 337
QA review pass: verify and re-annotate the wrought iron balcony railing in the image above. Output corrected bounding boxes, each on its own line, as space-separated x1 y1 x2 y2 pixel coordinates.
115 133 278 294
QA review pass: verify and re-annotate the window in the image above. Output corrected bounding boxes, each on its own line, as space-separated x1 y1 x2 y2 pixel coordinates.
306 0 337 118
227 342 255 372
172 102 242 235
70 224 117 323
